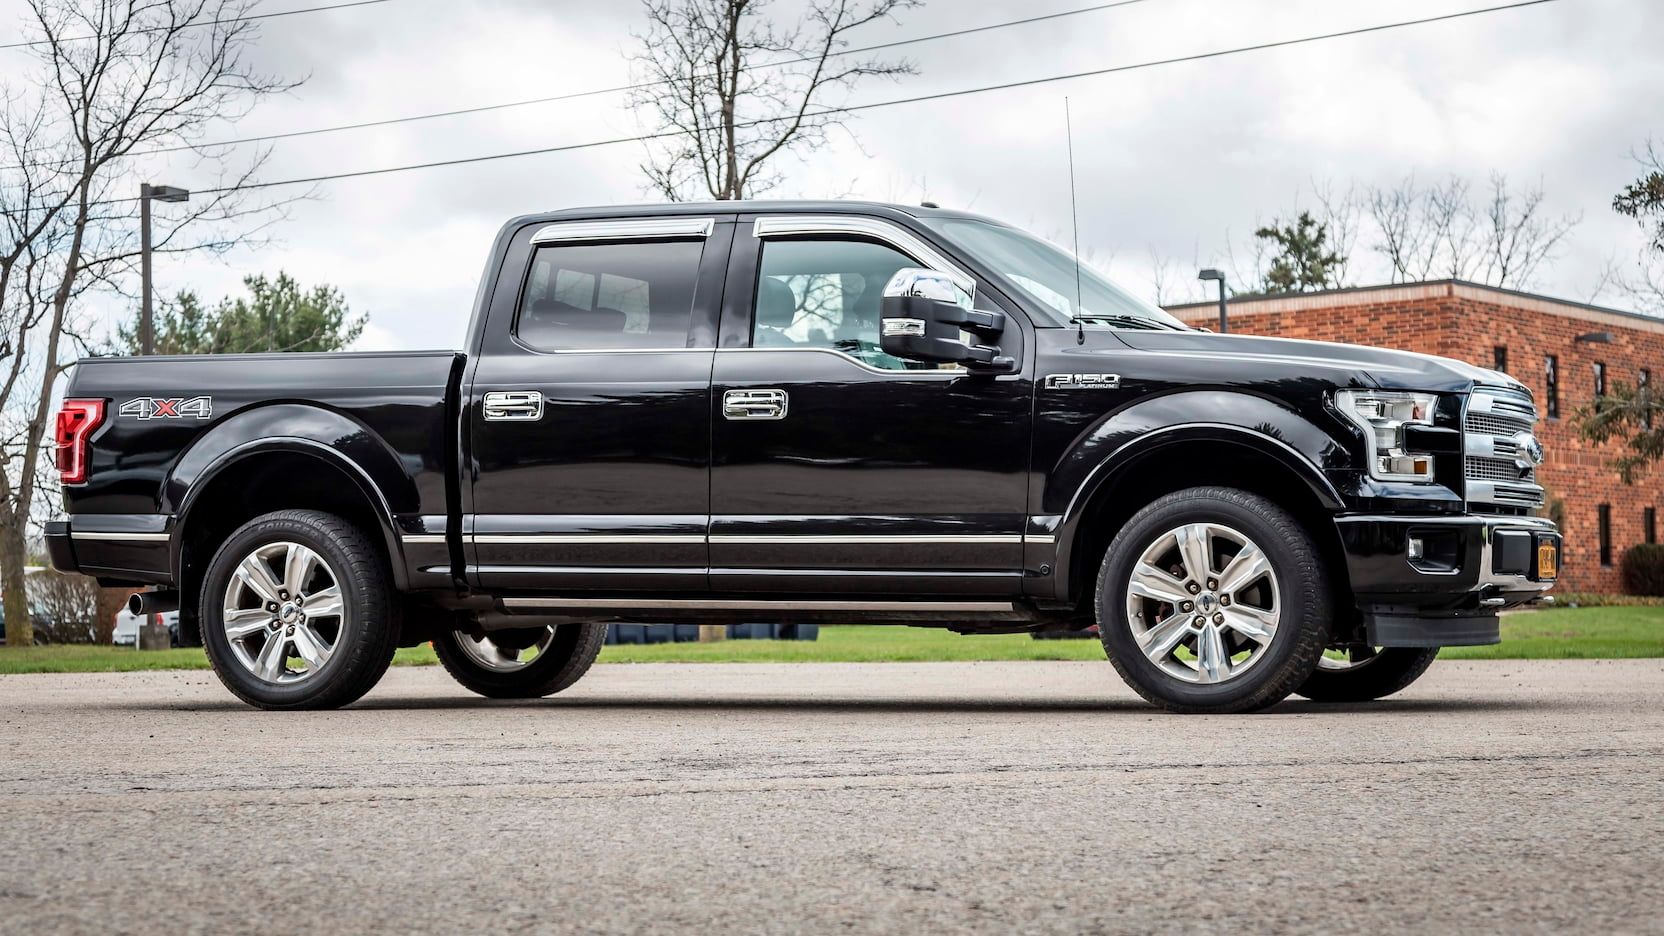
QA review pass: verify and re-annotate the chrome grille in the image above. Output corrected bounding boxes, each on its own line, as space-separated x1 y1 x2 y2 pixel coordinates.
1463 386 1545 509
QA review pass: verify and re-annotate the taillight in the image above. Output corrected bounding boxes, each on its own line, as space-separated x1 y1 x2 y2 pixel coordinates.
55 398 105 485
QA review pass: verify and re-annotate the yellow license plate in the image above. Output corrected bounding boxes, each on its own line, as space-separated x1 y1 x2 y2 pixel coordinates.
1537 539 1558 580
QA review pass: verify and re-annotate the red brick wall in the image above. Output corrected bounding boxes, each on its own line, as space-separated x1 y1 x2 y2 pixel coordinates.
1169 283 1664 593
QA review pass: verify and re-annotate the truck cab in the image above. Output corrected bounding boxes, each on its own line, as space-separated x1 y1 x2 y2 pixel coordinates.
47 201 1560 713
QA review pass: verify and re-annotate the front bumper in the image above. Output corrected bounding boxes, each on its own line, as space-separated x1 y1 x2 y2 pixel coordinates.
1334 513 1559 647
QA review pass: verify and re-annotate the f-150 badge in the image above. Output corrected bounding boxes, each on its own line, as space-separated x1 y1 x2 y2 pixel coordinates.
119 396 212 420
1045 374 1121 390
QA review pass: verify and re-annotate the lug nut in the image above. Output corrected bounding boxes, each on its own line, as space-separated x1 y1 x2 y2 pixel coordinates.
1193 615 1206 626
1180 601 1194 613
278 590 289 600
1186 582 1201 594
267 602 278 612
285 625 294 635
1213 612 1225 625
1206 578 1218 591
1219 595 1232 606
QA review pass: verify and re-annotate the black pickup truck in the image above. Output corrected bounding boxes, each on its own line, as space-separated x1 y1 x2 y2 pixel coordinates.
46 201 1560 713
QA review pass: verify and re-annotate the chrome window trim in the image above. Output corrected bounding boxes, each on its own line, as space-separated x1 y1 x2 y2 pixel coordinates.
720 347 963 379
530 217 715 244
751 215 975 293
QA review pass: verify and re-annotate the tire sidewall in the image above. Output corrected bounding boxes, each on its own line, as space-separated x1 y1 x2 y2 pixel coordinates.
433 623 604 698
201 514 374 708
1097 490 1327 712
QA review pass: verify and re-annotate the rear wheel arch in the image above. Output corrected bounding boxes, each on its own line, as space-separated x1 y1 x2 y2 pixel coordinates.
172 444 406 643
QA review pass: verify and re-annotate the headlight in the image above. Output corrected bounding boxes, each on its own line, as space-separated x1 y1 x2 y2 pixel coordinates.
1333 389 1439 482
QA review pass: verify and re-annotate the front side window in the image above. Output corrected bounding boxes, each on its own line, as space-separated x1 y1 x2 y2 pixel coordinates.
753 237 941 371
516 240 704 351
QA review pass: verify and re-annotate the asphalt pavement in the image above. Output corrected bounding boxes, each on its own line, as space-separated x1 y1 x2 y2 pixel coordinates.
2 658 1661 935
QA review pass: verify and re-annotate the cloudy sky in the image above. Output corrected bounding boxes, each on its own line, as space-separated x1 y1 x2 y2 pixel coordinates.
5 0 1661 350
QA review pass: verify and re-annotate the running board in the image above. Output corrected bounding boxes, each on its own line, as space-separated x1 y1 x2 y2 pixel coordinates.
489 597 1041 627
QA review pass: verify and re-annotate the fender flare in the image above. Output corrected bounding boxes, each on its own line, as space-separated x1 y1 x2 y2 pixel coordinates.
166 404 416 590
1048 393 1348 601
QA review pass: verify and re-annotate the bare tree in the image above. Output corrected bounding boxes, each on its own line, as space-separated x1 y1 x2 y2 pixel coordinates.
628 0 919 201
1362 173 1577 289
1311 178 1361 289
0 0 297 647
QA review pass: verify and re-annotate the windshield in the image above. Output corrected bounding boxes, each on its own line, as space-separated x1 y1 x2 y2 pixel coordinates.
922 218 1189 330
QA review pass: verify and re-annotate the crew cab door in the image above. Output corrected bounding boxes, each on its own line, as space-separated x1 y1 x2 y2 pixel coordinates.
464 215 733 591
708 214 1033 596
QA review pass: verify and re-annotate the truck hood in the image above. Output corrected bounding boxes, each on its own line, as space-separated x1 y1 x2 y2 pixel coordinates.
1109 329 1524 394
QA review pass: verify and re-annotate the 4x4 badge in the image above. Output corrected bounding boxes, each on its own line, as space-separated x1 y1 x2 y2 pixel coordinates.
1045 373 1121 390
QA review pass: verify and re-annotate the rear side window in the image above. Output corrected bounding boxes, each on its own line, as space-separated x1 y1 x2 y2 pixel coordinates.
516 240 704 351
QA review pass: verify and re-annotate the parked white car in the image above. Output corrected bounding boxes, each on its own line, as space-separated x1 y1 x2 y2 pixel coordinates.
113 609 178 647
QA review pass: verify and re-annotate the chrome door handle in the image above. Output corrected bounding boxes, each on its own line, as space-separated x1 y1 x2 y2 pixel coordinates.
723 388 788 420
483 390 544 421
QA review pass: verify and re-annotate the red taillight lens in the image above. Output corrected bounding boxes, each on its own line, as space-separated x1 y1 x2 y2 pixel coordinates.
55 398 105 485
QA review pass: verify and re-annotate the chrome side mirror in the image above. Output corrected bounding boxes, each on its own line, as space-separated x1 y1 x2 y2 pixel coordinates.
879 268 1013 373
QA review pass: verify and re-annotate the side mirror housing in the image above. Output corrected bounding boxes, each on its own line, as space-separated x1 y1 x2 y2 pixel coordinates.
879 269 1014 373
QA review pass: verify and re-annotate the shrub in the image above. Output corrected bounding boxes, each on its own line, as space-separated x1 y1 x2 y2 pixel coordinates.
1619 544 1664 596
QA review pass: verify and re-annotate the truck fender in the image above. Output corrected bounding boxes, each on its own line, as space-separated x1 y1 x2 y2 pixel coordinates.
165 403 416 589
1047 390 1347 598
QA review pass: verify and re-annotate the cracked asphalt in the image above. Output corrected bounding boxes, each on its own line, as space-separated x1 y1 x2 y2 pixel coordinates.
2 658 1661 935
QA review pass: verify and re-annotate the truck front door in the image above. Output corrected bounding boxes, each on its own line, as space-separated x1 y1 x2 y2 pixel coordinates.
708 214 1034 597
465 215 733 591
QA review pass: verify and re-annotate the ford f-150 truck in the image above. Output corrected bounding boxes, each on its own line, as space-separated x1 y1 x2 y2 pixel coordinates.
46 201 1561 713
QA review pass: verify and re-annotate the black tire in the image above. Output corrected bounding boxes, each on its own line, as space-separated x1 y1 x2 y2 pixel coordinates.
1095 487 1332 714
1294 647 1439 702
433 622 606 699
200 510 399 711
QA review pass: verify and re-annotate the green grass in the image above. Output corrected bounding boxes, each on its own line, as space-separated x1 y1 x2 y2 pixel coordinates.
0 608 1660 674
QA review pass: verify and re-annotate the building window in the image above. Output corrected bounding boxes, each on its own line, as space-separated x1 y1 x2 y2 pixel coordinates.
1643 369 1653 429
1599 504 1613 566
1647 507 1657 546
1545 355 1559 418
1493 345 1507 373
1594 361 1607 399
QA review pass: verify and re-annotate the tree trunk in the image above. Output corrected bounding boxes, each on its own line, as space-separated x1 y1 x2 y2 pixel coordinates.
0 508 32 647
94 587 135 645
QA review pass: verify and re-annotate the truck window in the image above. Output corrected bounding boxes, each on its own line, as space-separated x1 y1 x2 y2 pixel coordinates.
753 237 937 371
516 240 704 351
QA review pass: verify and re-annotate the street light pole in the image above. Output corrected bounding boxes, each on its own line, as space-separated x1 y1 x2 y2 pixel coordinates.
1198 268 1228 333
138 183 190 356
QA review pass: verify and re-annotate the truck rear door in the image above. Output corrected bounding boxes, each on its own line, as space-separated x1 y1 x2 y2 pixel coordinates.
463 215 734 591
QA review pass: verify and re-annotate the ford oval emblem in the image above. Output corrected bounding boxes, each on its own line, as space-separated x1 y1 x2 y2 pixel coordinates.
1511 431 1545 469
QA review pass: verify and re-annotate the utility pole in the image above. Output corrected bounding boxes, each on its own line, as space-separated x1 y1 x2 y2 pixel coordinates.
138 183 190 355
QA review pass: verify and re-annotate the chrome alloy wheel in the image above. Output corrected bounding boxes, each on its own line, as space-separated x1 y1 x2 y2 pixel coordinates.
1317 647 1382 671
454 627 557 673
1124 522 1281 684
221 541 346 685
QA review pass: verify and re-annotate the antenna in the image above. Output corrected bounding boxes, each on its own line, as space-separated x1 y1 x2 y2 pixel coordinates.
1064 97 1085 345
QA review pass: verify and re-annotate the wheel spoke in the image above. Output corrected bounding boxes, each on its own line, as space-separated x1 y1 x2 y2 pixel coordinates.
1217 542 1270 595
223 608 270 640
1129 561 1191 606
1194 623 1229 684
1222 603 1279 645
291 625 333 672
1173 523 1213 584
236 554 283 605
303 585 343 619
282 544 318 597
1136 612 1193 662
253 633 288 681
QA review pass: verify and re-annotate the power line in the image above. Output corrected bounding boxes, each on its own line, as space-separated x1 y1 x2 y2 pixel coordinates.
105 0 1564 204
114 0 1161 160
0 0 397 51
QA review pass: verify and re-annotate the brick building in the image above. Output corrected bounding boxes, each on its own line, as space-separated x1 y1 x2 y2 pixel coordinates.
1166 280 1664 593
